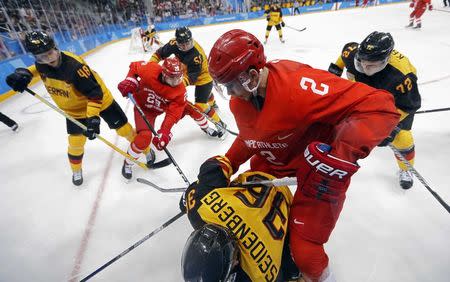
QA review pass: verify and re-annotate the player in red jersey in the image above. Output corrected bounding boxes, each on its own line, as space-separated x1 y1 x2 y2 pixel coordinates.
206 29 400 282
117 58 187 179
407 0 433 29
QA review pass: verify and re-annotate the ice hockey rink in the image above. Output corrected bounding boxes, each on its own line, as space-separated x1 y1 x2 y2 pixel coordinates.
1 2 449 282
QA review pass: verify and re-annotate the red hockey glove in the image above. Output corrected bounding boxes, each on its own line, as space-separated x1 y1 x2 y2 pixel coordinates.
428 4 433 10
296 142 359 203
152 128 172 150
409 2 414 8
117 77 139 97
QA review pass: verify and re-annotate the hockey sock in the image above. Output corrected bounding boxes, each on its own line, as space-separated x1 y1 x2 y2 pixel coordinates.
116 122 136 142
68 134 86 172
392 130 415 171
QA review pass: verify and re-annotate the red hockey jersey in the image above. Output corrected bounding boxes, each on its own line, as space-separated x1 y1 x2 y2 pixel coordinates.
225 60 400 177
127 61 187 130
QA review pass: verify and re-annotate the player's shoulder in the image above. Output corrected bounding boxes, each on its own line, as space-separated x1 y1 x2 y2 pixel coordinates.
388 49 417 76
61 51 87 69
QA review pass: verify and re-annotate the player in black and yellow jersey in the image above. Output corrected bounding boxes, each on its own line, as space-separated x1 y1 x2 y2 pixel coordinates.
264 3 285 44
328 31 421 189
180 156 300 281
149 26 227 138
6 31 136 186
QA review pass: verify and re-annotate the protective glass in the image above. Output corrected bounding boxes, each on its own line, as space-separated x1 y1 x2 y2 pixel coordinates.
34 48 60 64
354 56 388 76
176 39 194 52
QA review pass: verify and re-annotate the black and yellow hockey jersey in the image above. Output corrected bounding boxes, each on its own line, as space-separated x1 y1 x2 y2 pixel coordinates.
185 171 293 282
333 42 421 114
264 5 283 26
150 39 212 86
35 51 114 119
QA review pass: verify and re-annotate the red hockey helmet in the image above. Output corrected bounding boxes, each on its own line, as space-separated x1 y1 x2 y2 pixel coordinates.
208 29 266 84
162 57 184 86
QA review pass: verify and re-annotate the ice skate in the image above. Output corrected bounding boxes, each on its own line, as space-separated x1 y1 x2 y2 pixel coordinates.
215 120 228 138
399 169 413 190
202 126 219 137
413 23 421 29
146 149 156 167
72 170 83 186
122 161 133 180
405 22 413 28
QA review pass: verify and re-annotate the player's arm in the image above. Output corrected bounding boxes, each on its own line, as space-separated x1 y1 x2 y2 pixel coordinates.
225 137 255 173
181 156 233 229
160 89 187 133
72 63 104 118
328 42 358 77
184 50 203 85
392 72 421 116
149 40 176 63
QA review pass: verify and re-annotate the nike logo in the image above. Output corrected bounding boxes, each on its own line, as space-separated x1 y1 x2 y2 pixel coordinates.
277 133 293 140
293 219 304 225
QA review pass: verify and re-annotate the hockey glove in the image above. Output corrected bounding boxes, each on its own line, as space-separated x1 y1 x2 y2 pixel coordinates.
428 4 433 10
117 77 139 97
328 63 343 77
6 68 33 92
281 21 285 27
152 128 172 150
409 1 414 7
266 15 270 21
377 126 401 147
84 116 101 140
296 142 359 204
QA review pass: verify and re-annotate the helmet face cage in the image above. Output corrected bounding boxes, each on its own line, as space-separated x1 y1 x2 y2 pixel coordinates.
182 224 239 282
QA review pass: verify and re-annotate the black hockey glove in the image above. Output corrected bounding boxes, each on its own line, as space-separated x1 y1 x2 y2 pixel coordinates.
328 63 343 77
6 68 33 92
281 21 285 27
266 15 270 21
378 126 401 147
84 116 100 140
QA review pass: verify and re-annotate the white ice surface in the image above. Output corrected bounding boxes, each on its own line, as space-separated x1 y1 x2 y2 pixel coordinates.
0 2 449 282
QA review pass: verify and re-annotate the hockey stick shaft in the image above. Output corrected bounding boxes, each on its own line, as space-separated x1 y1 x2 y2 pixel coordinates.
434 9 450 13
79 211 185 281
388 144 450 213
128 94 191 186
415 107 450 114
285 25 306 32
187 101 238 136
137 177 187 192
25 88 147 169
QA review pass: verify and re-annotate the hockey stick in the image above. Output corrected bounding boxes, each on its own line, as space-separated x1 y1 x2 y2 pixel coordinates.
388 144 450 214
212 80 229 101
24 88 148 169
434 8 450 13
137 177 187 192
128 94 191 186
79 211 185 281
285 25 306 32
137 176 298 193
187 101 238 136
124 93 171 169
242 177 297 187
416 107 450 114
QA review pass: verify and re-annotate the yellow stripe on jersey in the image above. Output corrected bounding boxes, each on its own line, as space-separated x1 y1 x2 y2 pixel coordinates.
197 171 293 282
389 50 417 76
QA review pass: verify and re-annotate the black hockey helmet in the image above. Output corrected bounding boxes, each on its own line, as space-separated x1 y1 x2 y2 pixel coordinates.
175 26 192 44
24 31 56 55
182 224 239 282
356 31 394 62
